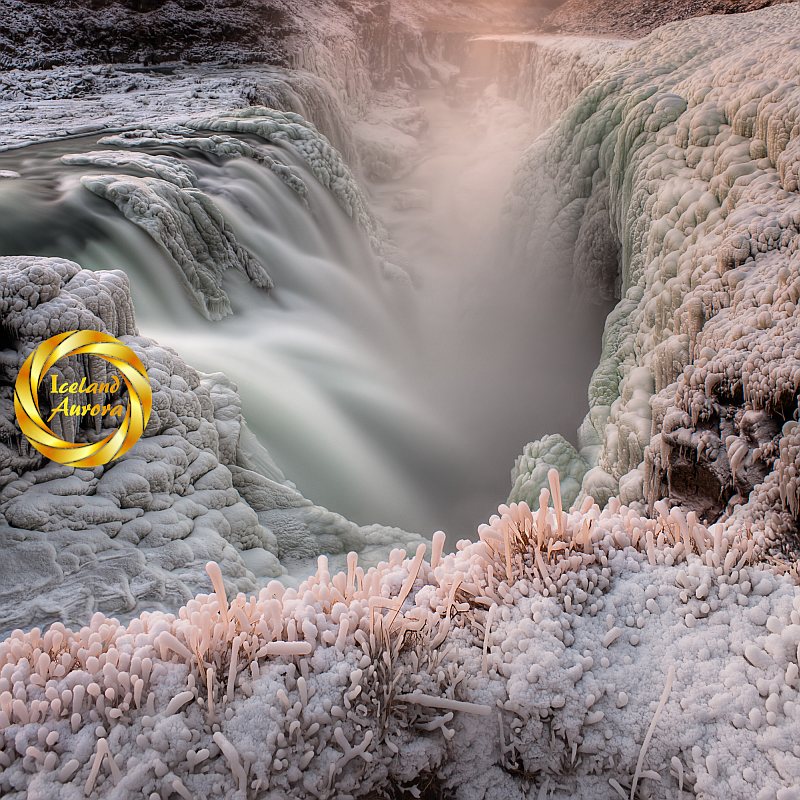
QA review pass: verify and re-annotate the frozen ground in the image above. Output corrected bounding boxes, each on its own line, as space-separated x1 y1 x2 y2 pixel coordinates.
2 475 799 799
0 66 309 152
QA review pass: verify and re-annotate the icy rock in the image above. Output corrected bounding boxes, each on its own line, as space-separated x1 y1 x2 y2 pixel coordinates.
0 256 425 633
508 5 800 564
61 151 199 189
80 173 273 321
509 433 588 510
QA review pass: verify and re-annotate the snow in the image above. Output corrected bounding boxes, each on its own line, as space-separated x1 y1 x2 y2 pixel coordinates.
0 65 353 158
508 4 800 570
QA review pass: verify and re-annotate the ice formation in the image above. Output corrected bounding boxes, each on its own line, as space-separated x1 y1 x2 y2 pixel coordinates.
0 256 425 635
184 109 383 252
467 34 631 133
510 434 588 511
80 173 273 322
2 470 799 799
509 5 800 569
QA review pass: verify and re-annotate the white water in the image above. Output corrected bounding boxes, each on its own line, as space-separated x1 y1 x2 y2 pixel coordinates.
0 73 609 540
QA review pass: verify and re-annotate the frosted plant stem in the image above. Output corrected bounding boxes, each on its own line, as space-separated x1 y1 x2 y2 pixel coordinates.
630 665 675 799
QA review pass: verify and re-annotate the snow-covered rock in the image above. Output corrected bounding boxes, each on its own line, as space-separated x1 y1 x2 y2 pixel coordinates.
509 5 800 568
0 256 425 635
509 433 588 511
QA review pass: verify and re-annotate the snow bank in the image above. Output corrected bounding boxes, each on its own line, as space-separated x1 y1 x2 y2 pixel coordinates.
508 5 800 566
0 66 353 165
1 472 798 798
0 256 425 635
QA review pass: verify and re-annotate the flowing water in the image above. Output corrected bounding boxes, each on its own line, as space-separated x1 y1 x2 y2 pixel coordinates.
0 67 610 541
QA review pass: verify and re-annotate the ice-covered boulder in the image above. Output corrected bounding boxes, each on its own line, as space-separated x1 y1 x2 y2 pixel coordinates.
509 5 800 567
509 433 588 510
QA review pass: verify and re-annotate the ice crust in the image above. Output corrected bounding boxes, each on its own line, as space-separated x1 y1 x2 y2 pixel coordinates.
1 475 799 799
0 257 425 636
509 5 800 568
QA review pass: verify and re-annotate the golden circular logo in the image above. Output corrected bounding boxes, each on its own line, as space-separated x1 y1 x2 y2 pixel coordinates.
14 330 152 467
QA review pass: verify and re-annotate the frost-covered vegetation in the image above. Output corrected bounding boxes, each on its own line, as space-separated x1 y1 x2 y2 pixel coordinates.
2 472 799 798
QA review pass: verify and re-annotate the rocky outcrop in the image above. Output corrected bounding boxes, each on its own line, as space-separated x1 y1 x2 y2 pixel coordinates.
0 0 293 69
508 5 800 569
0 256 425 635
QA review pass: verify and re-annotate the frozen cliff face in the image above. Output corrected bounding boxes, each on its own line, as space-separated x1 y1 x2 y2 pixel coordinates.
1 474 799 799
543 0 794 38
0 256 425 635
465 34 631 134
509 4 800 564
0 0 294 70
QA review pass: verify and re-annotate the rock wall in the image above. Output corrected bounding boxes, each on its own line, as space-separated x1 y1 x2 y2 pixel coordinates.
465 34 631 133
508 5 800 571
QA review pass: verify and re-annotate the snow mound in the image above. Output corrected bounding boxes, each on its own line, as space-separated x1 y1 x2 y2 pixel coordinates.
0 256 425 635
1 473 798 798
509 4 800 568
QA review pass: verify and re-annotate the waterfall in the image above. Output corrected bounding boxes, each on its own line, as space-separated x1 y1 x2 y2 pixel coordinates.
0 125 458 533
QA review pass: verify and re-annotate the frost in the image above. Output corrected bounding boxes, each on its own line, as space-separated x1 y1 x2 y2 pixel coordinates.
2 475 799 798
509 5 800 564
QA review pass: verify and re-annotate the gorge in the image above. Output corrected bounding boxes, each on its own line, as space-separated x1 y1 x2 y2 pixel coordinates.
1 2 800 798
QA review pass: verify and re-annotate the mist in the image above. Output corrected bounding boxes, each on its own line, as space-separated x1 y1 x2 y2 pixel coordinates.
367 79 611 539
0 49 609 543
